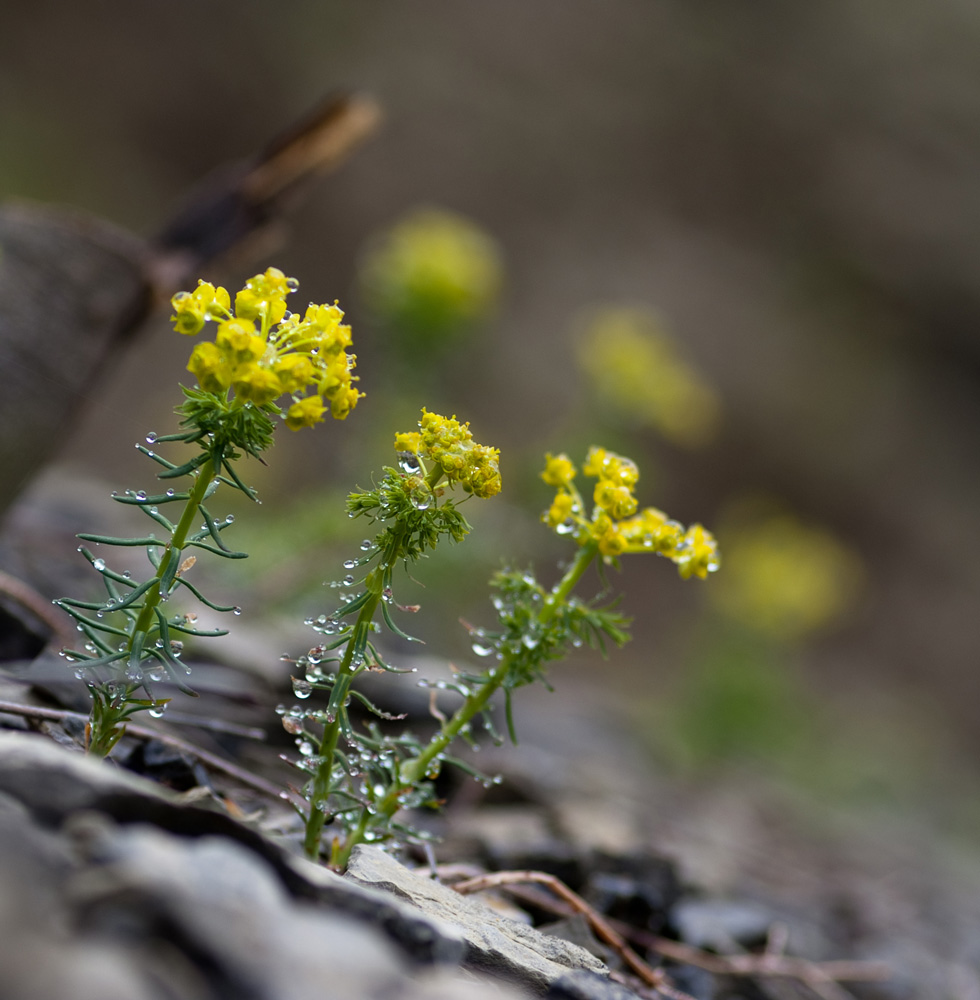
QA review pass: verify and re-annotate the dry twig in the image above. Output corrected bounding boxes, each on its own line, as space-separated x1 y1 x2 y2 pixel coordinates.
452 869 681 997
448 868 890 1000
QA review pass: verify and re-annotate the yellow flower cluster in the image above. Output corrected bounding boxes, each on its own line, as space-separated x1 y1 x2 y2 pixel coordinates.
541 447 720 578
394 409 502 498
171 268 363 431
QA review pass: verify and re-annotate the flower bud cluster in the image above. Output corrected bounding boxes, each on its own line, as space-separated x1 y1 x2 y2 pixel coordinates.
394 409 502 498
542 446 720 578
171 268 362 430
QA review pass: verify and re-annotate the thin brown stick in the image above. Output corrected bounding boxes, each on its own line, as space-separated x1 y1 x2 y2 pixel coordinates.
449 869 889 997
0 699 287 802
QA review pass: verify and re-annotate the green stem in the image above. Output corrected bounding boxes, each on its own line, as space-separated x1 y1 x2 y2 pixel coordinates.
337 540 601 867
303 519 412 859
88 457 215 757
128 456 215 645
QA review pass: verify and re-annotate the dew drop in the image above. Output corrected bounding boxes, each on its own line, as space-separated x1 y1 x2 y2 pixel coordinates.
472 643 495 657
93 558 106 572
343 575 355 587
343 559 357 570
148 704 166 719
292 678 313 699
145 432 157 444
360 539 374 551
166 489 176 498
135 491 147 501
398 453 421 474
233 606 242 616
297 740 314 756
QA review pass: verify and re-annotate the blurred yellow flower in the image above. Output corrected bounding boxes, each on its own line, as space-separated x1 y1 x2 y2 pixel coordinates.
359 208 503 348
576 307 720 448
709 514 862 639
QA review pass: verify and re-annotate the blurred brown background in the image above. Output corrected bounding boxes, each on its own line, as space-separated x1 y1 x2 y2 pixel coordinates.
2 2 979 834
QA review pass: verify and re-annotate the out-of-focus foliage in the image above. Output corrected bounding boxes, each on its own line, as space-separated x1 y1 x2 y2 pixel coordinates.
358 207 503 355
575 307 720 448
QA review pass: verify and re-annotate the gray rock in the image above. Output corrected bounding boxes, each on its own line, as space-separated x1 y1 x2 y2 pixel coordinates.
346 844 609 993
66 816 408 1000
286 851 468 967
0 733 537 999
544 970 645 1000
672 897 773 953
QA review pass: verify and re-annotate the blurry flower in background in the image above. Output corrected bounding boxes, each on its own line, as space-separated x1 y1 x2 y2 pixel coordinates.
358 207 503 354
575 306 720 448
708 510 863 642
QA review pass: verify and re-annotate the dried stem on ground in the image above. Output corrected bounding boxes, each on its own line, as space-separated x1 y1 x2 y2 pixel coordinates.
448 868 890 1000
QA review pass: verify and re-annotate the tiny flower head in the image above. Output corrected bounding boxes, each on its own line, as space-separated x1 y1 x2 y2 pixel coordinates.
400 409 501 498
593 480 637 520
285 394 327 430
541 453 576 488
232 366 283 407
545 489 577 529
217 318 265 360
672 524 721 580
394 432 421 454
235 267 293 325
329 385 363 421
187 341 232 393
273 354 316 394
171 281 231 335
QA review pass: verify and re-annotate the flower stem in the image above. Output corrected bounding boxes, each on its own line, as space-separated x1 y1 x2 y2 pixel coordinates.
87 457 215 756
302 519 411 860
129 456 215 645
334 540 600 868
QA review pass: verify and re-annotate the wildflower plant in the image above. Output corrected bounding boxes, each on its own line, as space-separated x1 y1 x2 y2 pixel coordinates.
56 268 361 756
281 427 719 867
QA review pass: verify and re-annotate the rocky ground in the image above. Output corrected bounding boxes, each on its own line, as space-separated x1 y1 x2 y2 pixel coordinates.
0 477 978 1000
0 632 977 999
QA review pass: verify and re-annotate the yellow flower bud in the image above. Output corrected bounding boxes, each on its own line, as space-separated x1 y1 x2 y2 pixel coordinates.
187 341 231 392
541 453 576 488
285 394 327 430
274 354 316 393
232 367 283 406
394 432 421 454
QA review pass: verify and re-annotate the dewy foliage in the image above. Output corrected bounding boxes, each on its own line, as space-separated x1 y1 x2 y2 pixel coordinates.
282 423 719 868
57 269 361 756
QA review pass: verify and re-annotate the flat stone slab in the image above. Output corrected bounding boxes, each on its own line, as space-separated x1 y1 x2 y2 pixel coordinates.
346 844 609 994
